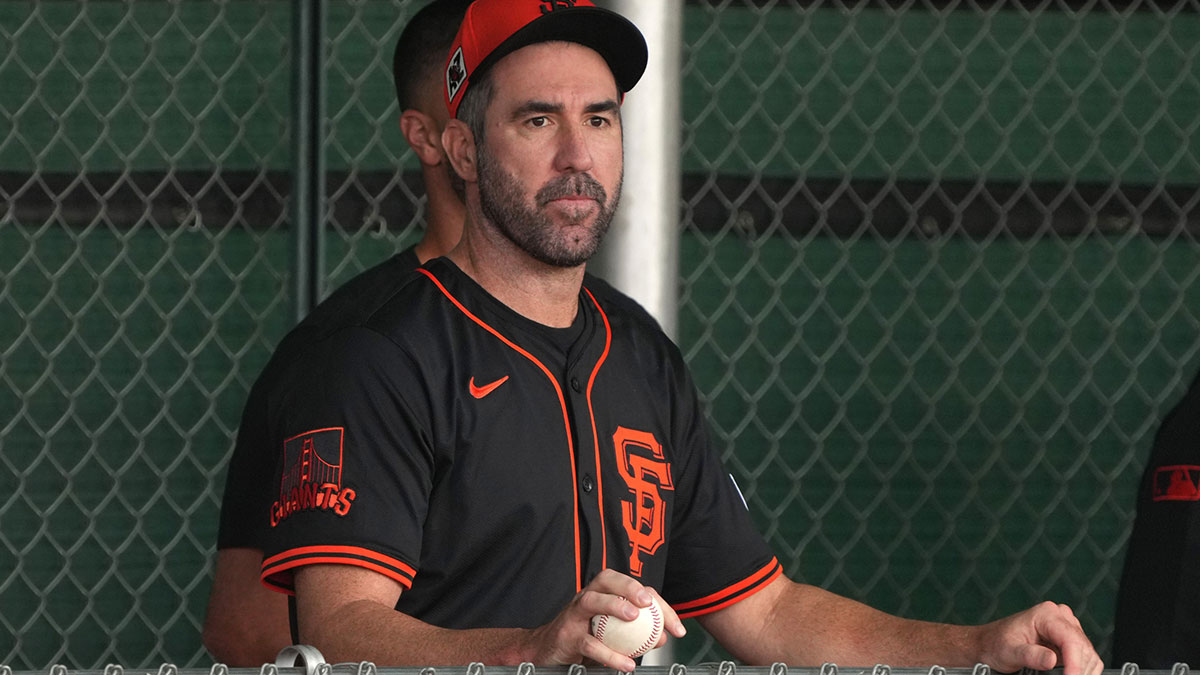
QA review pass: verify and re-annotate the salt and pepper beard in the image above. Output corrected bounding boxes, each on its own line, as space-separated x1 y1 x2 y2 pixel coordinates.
476 139 622 269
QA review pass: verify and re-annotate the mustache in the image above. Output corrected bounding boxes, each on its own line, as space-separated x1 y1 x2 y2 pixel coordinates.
536 174 607 206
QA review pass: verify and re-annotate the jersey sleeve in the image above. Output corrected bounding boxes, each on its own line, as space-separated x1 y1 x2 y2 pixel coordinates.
216 376 273 550
258 326 435 594
660 349 782 618
219 252 421 555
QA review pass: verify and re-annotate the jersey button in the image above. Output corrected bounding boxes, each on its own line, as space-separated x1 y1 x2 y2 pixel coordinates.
570 376 582 393
582 474 594 493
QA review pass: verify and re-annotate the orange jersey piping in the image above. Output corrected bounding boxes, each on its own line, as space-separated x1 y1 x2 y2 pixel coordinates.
260 545 417 595
672 557 783 619
582 286 613 569
418 267 584 592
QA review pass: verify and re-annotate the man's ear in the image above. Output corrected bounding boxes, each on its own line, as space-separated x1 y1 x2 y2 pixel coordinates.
399 110 445 167
442 119 478 184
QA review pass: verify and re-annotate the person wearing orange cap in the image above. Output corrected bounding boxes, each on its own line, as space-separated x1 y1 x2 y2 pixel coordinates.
255 2 1102 673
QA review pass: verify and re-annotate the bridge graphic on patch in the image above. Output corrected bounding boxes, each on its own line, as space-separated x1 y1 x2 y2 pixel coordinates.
281 427 344 501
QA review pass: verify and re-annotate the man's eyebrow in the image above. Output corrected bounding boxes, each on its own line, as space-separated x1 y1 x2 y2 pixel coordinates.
584 100 620 115
510 99 621 119
511 101 563 119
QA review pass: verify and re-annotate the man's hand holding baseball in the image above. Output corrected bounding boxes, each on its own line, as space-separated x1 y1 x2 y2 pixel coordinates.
524 569 685 672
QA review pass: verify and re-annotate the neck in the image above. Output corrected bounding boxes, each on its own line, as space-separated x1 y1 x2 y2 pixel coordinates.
447 215 585 329
413 167 467 264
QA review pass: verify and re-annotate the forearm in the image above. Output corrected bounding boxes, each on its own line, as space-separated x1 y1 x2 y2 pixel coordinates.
204 614 292 666
708 576 1099 675
204 548 293 666
301 597 535 666
704 579 981 667
767 584 979 666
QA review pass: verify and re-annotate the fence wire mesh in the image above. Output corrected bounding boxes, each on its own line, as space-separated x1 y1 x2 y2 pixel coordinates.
1 0 1198 670
675 0 1200 664
1 0 297 667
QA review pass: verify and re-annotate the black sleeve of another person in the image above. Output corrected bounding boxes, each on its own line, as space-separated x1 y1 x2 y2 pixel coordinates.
216 248 422 551
1112 367 1200 668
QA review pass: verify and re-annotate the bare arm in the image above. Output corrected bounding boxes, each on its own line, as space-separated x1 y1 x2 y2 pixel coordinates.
294 566 686 671
699 576 1102 675
203 548 292 665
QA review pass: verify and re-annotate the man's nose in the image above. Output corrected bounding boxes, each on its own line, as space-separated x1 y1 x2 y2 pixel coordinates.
554 123 595 174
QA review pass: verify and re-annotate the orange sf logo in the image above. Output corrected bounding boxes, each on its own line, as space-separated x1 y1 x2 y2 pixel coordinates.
613 427 674 576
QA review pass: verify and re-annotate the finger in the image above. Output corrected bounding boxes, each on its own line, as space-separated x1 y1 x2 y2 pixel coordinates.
1058 643 1103 675
617 577 660 611
580 633 637 673
1058 603 1084 631
592 568 641 593
1059 637 1103 675
645 588 687 639
1013 643 1059 672
593 569 661 603
588 572 665 623
578 588 640 622
1038 607 1100 675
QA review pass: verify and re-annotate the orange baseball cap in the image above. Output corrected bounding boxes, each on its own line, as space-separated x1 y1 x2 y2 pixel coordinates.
443 0 648 118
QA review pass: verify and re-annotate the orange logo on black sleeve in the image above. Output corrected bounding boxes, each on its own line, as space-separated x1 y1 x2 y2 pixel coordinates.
1153 465 1200 501
613 426 674 576
271 427 356 527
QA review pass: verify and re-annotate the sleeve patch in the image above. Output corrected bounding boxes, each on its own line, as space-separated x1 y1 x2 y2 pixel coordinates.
1153 465 1200 501
271 427 357 526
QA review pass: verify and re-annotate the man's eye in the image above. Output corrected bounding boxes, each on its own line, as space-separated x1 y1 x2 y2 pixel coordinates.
528 116 549 128
588 116 610 127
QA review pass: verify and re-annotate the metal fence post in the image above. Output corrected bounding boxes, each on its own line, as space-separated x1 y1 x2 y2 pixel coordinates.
591 0 684 340
291 0 327 321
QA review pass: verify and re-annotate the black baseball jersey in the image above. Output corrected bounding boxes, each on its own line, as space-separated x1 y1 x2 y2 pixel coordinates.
217 248 422 552
1112 367 1200 668
259 257 781 629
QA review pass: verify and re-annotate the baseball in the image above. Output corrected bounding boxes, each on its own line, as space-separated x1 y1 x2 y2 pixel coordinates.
589 595 665 659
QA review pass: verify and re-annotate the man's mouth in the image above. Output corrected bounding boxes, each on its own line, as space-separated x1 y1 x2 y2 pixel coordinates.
537 174 607 208
547 195 596 205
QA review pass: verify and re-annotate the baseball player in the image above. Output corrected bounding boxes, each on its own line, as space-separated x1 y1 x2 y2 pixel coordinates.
202 0 472 664
1112 366 1200 667
257 1 1103 673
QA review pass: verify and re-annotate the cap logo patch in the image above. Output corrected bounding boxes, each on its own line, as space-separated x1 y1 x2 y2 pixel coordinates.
446 47 467 103
271 427 357 526
541 0 578 13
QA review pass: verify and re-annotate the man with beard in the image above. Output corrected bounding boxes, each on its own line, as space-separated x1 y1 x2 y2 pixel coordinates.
258 1 1102 673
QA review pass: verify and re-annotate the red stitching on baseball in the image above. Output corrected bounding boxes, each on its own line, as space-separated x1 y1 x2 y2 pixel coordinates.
593 614 608 640
643 600 662 653
593 601 664 658
632 601 663 658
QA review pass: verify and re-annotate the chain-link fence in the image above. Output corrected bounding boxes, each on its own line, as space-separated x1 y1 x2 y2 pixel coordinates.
2 0 1198 670
675 0 1200 663
0 0 425 666
2 1 295 667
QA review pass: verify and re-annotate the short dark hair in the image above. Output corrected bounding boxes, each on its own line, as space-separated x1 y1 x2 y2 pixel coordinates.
392 0 472 112
455 66 494 145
